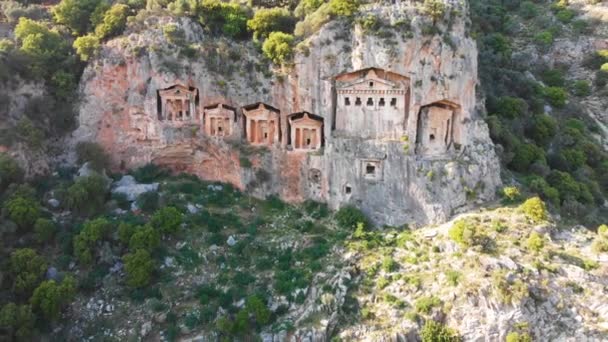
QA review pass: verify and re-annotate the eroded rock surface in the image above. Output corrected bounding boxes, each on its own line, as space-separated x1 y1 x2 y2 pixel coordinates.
73 2 501 225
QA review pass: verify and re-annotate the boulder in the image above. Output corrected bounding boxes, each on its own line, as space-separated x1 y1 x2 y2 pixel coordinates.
112 175 159 201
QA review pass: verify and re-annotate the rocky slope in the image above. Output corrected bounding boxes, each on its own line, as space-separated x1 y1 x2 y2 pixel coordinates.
72 1 501 226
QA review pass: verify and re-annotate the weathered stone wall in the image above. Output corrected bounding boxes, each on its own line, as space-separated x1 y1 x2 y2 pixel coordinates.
73 1 501 225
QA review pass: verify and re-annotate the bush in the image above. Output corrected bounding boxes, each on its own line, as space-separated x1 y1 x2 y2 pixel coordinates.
448 219 476 247
129 225 160 252
502 186 521 203
34 218 56 243
10 248 47 296
540 68 565 87
335 205 369 230
506 332 532 342
520 197 548 223
30 276 76 321
526 232 545 252
599 224 608 237
76 141 110 171
494 96 527 119
94 4 130 39
262 31 294 65
328 0 359 18
294 0 324 17
14 17 69 73
65 174 108 216
571 80 591 97
0 153 23 191
150 206 182 234
245 295 271 326
131 163 170 183
422 0 446 25
543 86 567 108
136 191 159 213
197 0 250 39
73 217 112 264
534 31 553 49
525 114 556 147
52 0 103 35
420 320 460 342
381 256 398 272
5 195 40 229
247 8 295 41
415 296 441 314
0 303 35 340
123 249 155 288
509 143 545 173
73 34 100 61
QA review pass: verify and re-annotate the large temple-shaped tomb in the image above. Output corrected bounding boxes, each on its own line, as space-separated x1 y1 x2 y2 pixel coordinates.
288 111 324 151
158 85 198 121
242 102 281 146
415 100 461 156
203 103 236 137
334 68 410 139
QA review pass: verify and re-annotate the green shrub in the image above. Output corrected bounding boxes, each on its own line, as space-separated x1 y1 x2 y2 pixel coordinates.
494 96 528 119
506 332 532 342
129 225 160 252
534 31 553 49
197 0 250 39
420 319 460 342
594 70 608 87
540 69 565 87
5 195 41 229
15 117 44 149
76 141 110 171
150 206 182 235
136 191 159 213
245 295 271 326
10 248 47 296
52 0 103 35
328 0 359 18
415 296 441 314
556 9 575 23
598 224 608 237
509 143 545 173
0 153 23 191
73 34 100 61
381 256 398 272
30 276 76 321
94 4 130 39
335 205 369 230
502 186 521 202
247 8 295 41
131 163 170 183
0 303 35 341
123 249 155 288
543 86 567 108
526 232 545 252
262 31 294 65
34 218 56 243
118 222 135 244
15 18 68 72
519 1 538 19
66 174 108 216
520 197 548 223
526 114 557 147
448 219 477 247
73 217 112 264
422 0 447 25
295 0 324 17
571 80 591 97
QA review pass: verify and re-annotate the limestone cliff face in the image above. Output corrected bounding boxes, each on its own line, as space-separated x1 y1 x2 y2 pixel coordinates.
74 1 501 225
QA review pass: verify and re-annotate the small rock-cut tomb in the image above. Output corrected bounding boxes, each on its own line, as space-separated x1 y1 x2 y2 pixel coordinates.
203 103 236 137
242 102 281 146
158 85 198 121
288 112 324 151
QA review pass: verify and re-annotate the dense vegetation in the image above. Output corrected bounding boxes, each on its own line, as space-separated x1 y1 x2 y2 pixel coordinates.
470 0 608 225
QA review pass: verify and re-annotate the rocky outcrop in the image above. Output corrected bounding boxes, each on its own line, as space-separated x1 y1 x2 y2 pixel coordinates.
73 1 501 225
